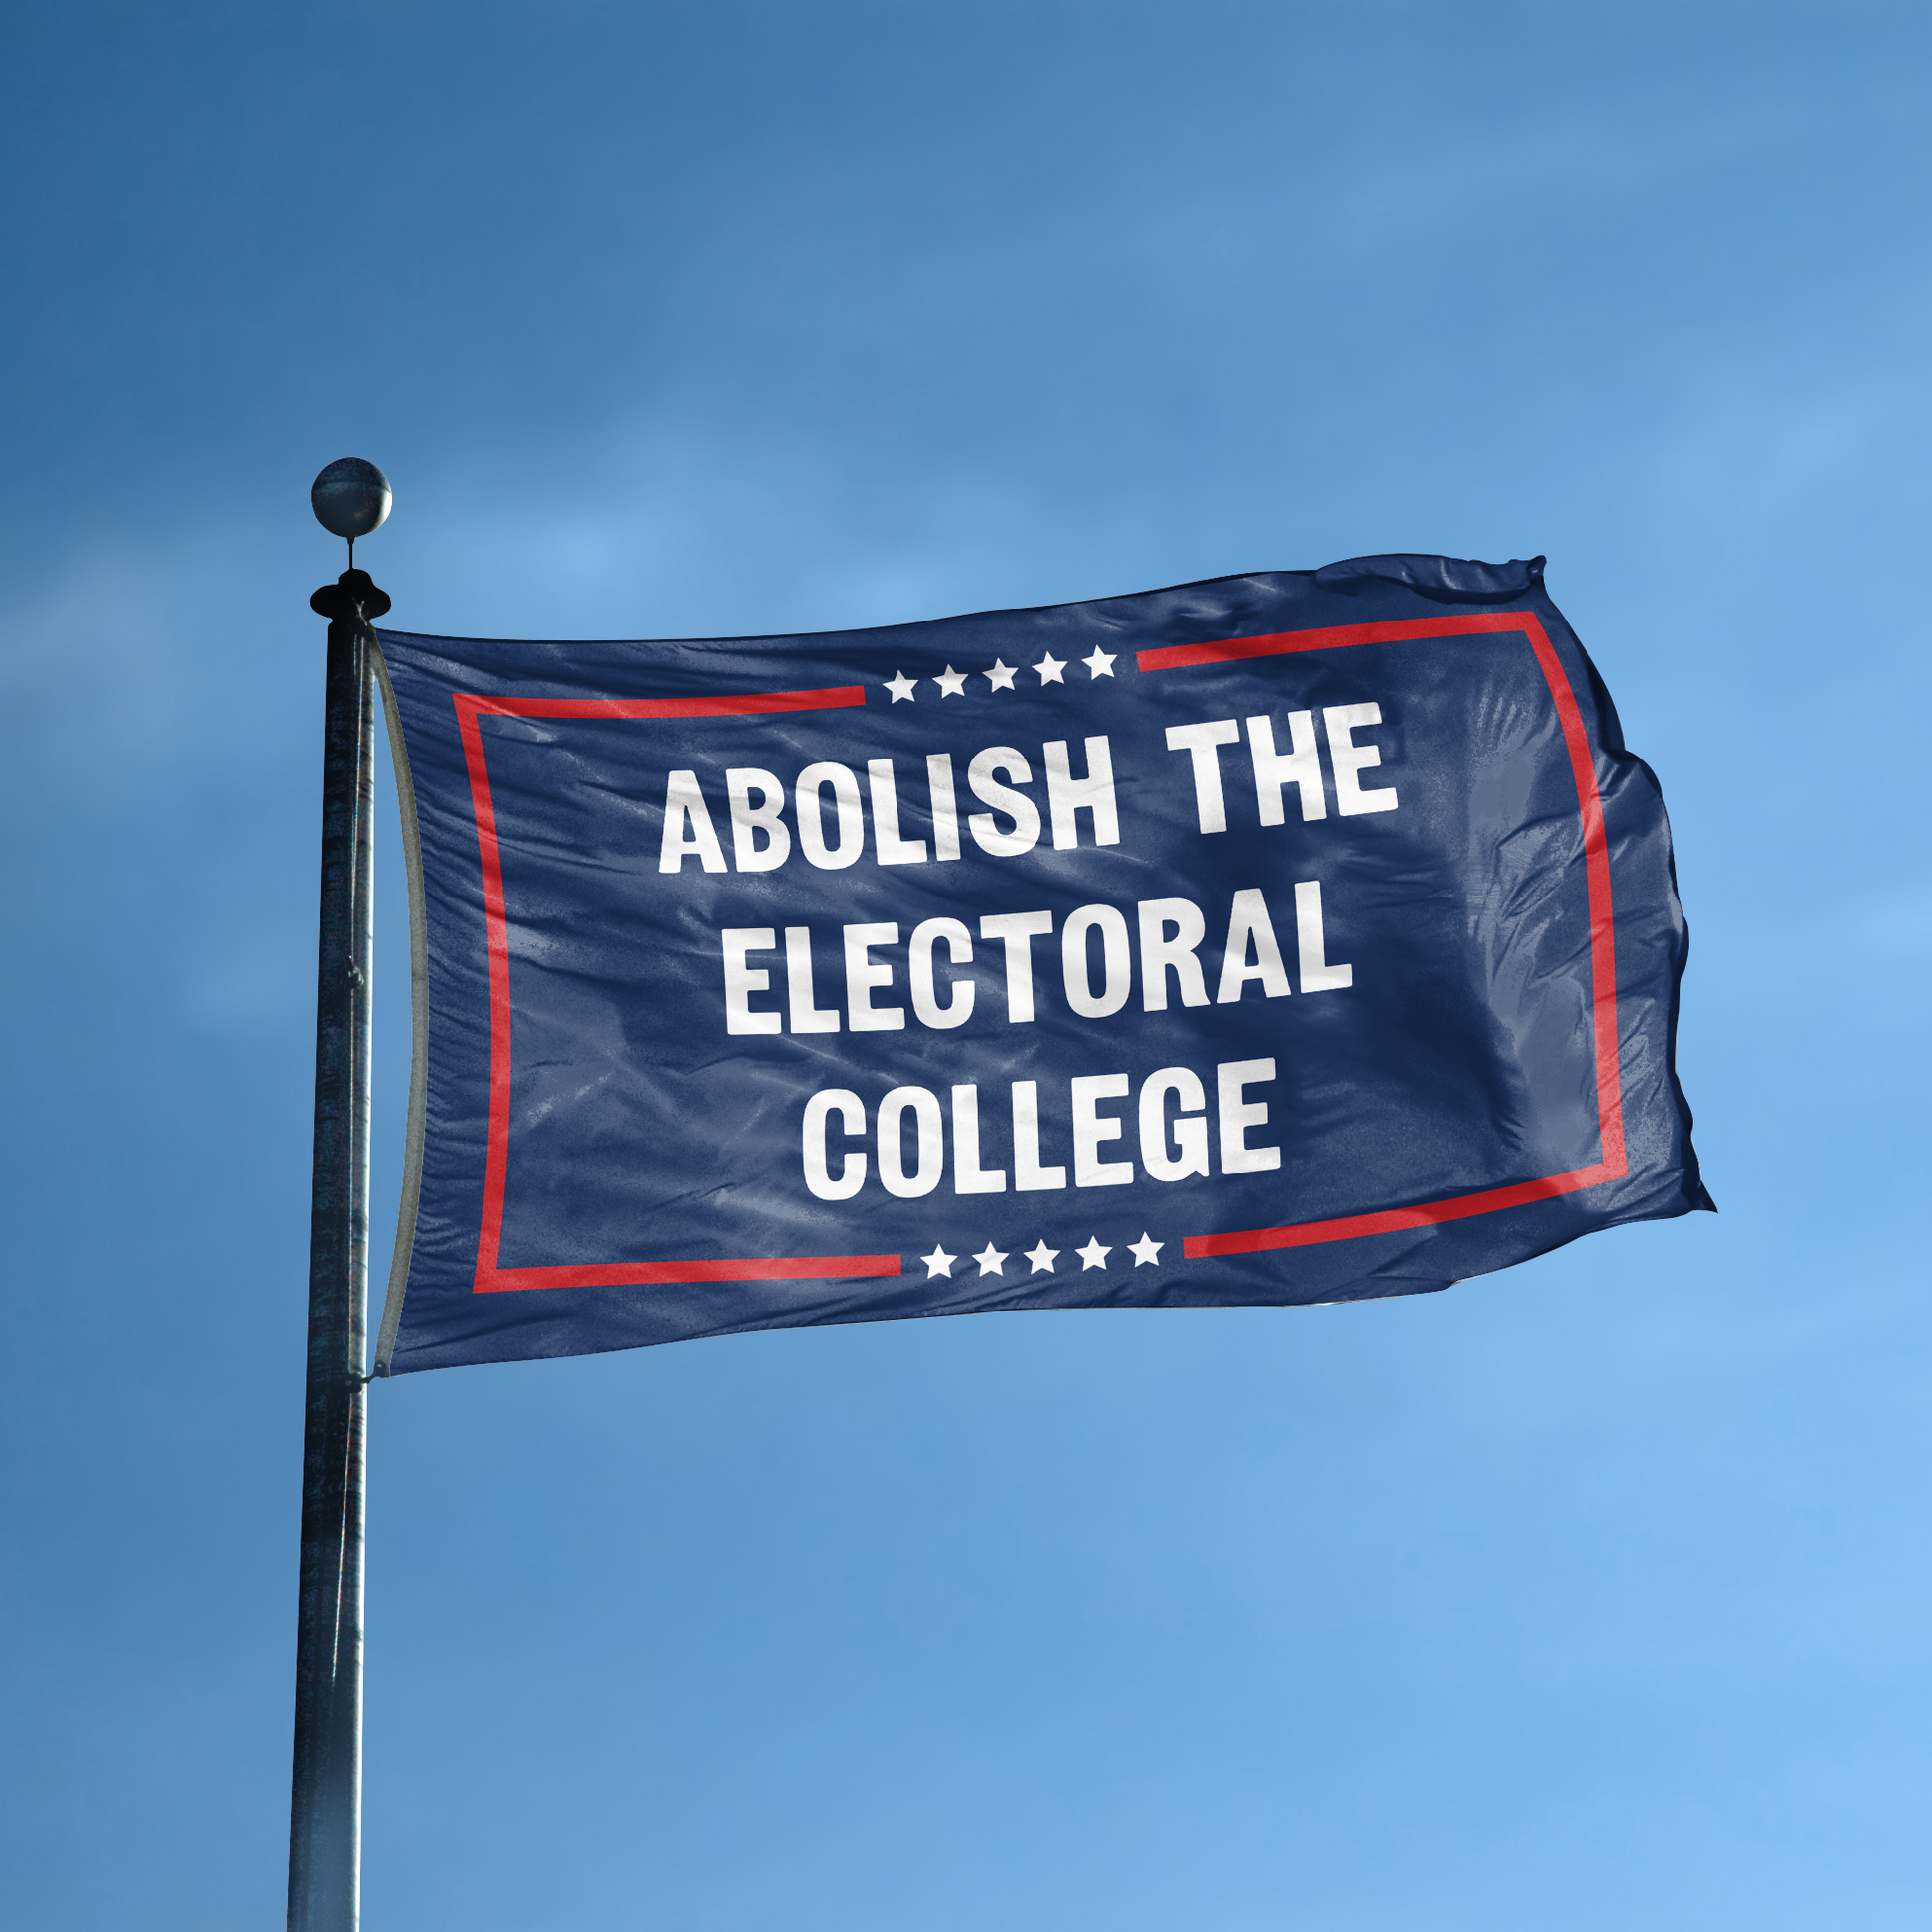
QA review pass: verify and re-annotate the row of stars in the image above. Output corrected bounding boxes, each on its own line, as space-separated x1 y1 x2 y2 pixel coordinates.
884 648 1117 702
919 1233 1164 1280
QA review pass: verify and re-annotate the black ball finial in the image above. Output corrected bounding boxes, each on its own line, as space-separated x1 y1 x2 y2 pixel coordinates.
311 458 392 542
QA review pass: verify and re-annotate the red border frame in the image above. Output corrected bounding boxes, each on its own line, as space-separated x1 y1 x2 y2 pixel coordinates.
454 683 901 1294
1138 611 1628 1257
451 611 1627 1294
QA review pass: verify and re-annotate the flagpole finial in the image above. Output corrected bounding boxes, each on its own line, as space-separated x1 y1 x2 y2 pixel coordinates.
311 457 392 569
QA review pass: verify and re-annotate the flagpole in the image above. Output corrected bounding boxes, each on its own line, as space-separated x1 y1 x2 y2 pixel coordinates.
291 462 391 1932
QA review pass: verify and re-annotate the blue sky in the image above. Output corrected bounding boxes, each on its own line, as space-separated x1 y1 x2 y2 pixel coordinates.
3 3 1928 1927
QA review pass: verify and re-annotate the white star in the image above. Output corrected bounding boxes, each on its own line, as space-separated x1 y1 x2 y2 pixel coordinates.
884 670 918 703
1033 653 1066 685
1075 1236 1112 1271
973 1242 1008 1276
933 665 968 697
1024 1240 1059 1275
984 658 1018 692
1129 1232 1164 1267
1081 647 1117 679
922 1245 956 1279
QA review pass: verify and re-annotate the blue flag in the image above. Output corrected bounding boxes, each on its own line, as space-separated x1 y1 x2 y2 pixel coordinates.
370 554 1709 1375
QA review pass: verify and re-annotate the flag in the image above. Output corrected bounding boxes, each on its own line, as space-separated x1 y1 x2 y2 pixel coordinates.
370 553 1709 1375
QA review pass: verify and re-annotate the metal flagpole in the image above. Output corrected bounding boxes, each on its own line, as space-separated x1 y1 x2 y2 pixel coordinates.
291 461 392 1932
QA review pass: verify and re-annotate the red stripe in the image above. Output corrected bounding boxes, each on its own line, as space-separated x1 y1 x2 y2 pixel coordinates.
1154 609 1630 1259
452 623 1628 1294
455 682 874 1297
475 1253 903 1294
1137 610 1547 672
466 685 867 720
1520 620 1628 1179
455 696 514 1279
1184 1165 1618 1257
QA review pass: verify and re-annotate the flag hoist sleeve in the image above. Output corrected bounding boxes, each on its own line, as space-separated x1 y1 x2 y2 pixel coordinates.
368 553 1711 1375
